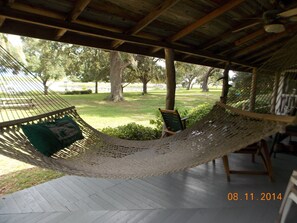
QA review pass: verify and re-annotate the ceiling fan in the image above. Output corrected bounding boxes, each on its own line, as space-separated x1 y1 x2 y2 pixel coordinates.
233 7 297 33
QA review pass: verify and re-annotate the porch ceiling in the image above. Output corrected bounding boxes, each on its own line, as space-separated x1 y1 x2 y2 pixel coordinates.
0 0 296 71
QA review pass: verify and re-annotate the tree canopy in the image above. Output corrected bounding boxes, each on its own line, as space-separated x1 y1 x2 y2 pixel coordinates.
22 37 65 95
124 55 164 94
63 45 109 93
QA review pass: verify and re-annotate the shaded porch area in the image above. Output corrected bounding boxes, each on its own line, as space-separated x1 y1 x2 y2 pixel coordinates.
0 153 296 223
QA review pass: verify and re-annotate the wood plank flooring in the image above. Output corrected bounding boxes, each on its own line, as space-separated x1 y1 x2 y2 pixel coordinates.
0 153 296 223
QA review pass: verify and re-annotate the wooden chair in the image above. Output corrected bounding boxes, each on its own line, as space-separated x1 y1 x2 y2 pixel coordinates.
277 170 297 223
222 139 273 182
270 125 297 157
159 108 187 137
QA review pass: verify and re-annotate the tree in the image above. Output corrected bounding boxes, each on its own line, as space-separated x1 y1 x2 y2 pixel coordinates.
200 67 222 92
63 45 109 93
0 34 26 73
176 62 198 90
125 55 164 95
22 38 65 95
108 51 134 102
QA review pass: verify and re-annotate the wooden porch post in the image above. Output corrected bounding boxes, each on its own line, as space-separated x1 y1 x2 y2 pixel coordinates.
165 48 176 110
220 61 231 182
270 72 281 114
249 68 257 112
220 62 231 104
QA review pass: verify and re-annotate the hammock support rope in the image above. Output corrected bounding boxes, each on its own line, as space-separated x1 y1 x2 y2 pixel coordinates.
0 37 296 178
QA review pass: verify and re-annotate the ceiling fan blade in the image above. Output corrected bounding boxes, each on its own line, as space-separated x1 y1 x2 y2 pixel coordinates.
232 22 262 33
278 7 297 17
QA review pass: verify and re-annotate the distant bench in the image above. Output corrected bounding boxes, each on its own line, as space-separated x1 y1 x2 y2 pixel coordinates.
0 98 35 108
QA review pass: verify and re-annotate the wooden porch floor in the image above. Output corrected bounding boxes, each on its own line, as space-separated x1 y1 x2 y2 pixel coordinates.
0 153 296 223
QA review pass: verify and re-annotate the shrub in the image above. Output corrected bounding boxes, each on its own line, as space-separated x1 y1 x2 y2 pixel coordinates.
64 89 92 95
150 103 213 130
186 103 212 127
101 122 161 140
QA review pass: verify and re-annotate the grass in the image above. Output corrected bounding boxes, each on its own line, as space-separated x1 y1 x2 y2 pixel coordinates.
0 87 221 195
63 88 221 129
0 167 64 196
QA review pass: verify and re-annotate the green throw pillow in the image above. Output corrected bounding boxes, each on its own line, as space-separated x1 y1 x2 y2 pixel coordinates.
21 116 84 156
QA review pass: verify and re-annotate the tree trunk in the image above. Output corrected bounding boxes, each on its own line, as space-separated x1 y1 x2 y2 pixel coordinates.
95 81 98 94
165 48 176 110
202 67 215 92
186 80 191 90
42 80 48 95
141 76 149 95
142 81 148 95
109 51 124 102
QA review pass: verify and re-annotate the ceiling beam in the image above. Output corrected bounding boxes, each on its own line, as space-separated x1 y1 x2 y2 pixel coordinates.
197 20 265 51
11 2 163 41
167 0 245 42
0 6 252 69
151 0 245 53
56 0 92 40
0 16 5 27
112 0 181 49
0 0 15 27
245 41 285 63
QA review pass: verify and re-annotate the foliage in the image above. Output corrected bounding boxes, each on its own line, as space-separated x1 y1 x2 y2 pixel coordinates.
64 89 92 95
176 62 200 89
124 55 164 94
230 97 270 113
0 34 25 63
228 71 274 112
102 122 161 140
176 62 222 90
22 37 65 95
150 103 213 130
0 34 26 75
185 103 213 126
63 45 109 93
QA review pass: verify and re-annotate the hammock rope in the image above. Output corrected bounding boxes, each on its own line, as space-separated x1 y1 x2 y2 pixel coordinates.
0 37 296 178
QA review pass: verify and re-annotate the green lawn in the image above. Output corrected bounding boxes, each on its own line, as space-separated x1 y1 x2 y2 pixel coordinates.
63 88 221 129
0 87 221 195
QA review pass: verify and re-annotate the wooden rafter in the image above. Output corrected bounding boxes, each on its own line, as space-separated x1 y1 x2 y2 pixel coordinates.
112 0 181 49
0 6 252 69
0 16 5 27
167 0 245 42
11 2 162 42
234 29 266 46
234 26 297 58
11 3 64 20
246 42 285 63
151 0 245 53
56 0 92 40
0 0 15 27
197 20 265 51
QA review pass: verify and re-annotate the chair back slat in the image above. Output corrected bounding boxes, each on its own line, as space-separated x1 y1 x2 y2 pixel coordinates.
159 108 184 132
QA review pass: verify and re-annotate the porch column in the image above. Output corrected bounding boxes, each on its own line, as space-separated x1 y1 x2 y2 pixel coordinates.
220 61 231 182
165 48 176 110
270 72 281 114
249 68 257 112
220 62 231 104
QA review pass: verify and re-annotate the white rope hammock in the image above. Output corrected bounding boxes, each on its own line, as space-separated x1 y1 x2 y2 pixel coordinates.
0 39 296 178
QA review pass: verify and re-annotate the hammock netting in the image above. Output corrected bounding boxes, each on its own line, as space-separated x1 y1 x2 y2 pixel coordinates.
0 36 296 178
